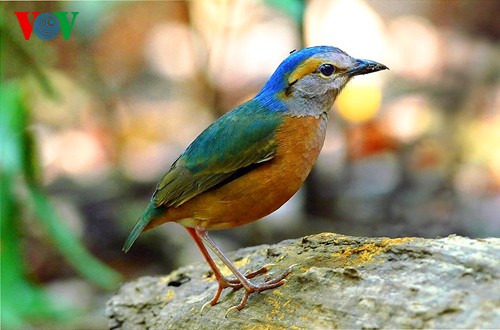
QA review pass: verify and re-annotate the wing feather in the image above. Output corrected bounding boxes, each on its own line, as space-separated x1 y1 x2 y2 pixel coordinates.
153 100 282 208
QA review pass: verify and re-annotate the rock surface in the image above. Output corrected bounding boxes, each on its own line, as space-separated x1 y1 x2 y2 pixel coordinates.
106 233 499 329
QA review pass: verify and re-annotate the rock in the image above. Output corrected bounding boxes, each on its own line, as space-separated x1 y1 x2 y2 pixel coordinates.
106 233 500 329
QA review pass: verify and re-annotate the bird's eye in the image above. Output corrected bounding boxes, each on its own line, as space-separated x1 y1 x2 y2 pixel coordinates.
319 64 335 77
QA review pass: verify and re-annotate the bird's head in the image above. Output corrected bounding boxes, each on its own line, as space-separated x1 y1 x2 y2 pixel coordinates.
256 46 388 115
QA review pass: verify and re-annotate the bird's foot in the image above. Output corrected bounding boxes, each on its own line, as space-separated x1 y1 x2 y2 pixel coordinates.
224 264 295 317
225 265 270 288
201 266 270 314
200 264 294 316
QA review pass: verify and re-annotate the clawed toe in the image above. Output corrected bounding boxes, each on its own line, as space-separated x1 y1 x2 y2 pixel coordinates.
203 265 293 315
224 278 289 317
225 270 292 316
226 266 269 288
264 264 295 283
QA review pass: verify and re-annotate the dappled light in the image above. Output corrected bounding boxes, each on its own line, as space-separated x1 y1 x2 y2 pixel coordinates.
1 0 499 328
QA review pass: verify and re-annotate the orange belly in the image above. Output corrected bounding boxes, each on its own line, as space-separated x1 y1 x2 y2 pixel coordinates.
149 114 328 230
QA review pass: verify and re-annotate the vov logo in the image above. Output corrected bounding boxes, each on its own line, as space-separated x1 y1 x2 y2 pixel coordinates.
14 12 79 40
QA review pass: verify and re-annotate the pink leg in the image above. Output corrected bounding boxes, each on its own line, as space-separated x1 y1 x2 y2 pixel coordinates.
188 227 292 314
186 227 241 306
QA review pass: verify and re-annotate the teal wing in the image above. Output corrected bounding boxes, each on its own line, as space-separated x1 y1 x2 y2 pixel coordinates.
153 100 283 208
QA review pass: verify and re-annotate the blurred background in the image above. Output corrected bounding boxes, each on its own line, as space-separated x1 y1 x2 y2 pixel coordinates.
1 0 499 328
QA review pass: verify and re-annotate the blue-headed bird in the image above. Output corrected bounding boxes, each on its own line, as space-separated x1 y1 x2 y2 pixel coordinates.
123 46 388 314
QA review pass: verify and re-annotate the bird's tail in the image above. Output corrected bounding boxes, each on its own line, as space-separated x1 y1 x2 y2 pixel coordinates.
122 200 162 252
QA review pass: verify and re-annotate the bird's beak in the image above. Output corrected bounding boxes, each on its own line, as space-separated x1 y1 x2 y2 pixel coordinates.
347 59 389 77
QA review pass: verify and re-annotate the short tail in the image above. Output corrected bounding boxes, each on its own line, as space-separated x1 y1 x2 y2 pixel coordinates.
122 200 161 252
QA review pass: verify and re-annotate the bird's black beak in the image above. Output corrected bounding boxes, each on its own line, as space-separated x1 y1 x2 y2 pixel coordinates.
347 59 389 77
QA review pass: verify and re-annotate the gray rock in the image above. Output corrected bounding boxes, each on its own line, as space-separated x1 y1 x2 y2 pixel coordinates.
106 233 500 329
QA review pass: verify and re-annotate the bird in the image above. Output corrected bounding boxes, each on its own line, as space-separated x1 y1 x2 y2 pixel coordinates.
123 45 388 315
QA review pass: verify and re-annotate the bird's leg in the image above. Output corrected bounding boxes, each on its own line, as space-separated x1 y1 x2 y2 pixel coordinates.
186 227 241 308
186 228 272 304
195 227 292 314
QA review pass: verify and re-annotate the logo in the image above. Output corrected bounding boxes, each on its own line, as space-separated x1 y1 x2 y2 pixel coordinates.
14 12 79 40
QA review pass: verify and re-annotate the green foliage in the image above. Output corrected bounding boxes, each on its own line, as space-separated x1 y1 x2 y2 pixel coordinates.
1 7 122 327
1 82 70 328
0 82 121 329
265 0 305 25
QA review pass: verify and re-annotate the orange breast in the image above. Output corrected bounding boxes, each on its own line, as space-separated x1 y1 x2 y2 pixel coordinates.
150 114 328 230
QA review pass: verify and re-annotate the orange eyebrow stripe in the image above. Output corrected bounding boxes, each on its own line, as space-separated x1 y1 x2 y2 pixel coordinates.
288 58 323 83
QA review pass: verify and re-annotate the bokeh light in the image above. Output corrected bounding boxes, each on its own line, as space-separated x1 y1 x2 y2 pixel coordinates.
2 1 499 328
